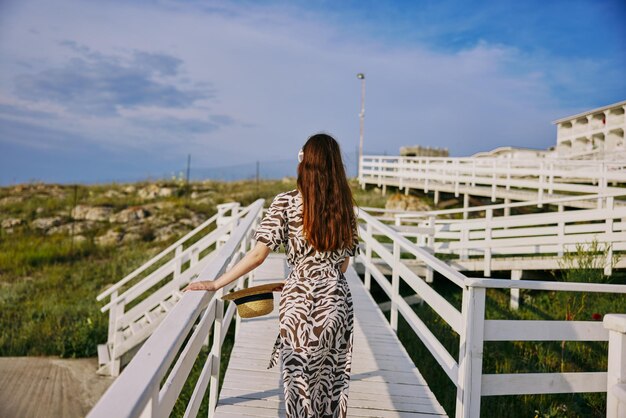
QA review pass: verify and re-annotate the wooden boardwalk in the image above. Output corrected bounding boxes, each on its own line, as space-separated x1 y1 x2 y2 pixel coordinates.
214 254 447 418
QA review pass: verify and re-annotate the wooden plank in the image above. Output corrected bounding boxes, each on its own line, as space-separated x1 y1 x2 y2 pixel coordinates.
482 372 607 396
214 255 447 418
484 320 609 342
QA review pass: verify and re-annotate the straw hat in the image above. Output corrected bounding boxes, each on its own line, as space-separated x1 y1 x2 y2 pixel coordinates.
221 282 284 318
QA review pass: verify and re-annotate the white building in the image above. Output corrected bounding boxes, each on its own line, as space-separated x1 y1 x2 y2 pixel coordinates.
553 100 626 159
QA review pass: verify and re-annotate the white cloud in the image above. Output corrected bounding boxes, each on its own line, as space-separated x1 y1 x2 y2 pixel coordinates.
0 0 597 177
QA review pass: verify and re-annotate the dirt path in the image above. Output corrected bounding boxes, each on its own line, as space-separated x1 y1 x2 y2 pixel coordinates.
0 357 114 418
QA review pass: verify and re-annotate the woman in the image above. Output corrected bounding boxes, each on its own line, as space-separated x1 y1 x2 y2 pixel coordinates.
184 133 360 417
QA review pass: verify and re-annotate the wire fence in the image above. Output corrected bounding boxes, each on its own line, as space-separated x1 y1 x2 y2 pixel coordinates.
185 151 361 181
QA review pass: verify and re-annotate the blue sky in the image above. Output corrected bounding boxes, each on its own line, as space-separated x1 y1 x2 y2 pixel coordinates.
0 0 624 184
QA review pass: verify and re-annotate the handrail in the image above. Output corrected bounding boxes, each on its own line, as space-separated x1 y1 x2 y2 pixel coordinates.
359 155 626 208
356 203 626 418
99 221 235 313
357 209 467 288
88 199 264 418
360 190 626 219
362 154 625 165
466 277 626 293
96 202 240 301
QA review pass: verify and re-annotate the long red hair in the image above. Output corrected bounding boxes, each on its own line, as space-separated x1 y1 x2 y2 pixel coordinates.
297 133 356 252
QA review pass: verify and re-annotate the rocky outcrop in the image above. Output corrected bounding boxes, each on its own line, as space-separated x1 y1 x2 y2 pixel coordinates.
72 205 114 222
1 218 23 229
154 224 189 242
385 193 431 216
138 185 175 200
31 217 63 231
46 221 96 236
95 230 123 246
109 207 150 223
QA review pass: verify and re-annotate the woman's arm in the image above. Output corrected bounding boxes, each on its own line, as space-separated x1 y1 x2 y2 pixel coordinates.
183 242 271 292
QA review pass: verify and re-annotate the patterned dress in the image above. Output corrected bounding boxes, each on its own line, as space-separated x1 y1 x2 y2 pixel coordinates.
253 189 360 418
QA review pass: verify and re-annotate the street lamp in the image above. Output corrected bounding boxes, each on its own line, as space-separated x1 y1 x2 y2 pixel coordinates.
357 73 365 179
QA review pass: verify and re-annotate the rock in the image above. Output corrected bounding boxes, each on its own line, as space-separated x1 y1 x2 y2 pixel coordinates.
104 190 122 199
154 224 188 242
190 191 199 199
1 218 23 229
35 207 45 214
158 187 174 197
46 221 96 235
109 207 150 223
179 214 205 228
0 196 24 205
95 230 123 246
73 235 88 243
31 217 63 230
138 184 175 199
72 205 114 222
122 232 142 243
385 193 430 216
123 185 136 194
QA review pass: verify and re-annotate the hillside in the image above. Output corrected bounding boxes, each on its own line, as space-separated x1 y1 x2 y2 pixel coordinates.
0 178 392 357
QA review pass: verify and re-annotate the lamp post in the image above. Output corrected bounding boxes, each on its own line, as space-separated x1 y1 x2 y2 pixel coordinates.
357 73 365 179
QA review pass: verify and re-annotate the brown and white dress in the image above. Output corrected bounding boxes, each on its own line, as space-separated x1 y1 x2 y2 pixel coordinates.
254 189 360 418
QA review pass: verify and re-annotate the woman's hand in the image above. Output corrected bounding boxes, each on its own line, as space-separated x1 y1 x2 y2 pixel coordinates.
183 280 219 292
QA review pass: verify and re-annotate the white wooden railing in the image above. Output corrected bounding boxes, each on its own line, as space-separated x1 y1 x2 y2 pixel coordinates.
359 155 626 207
361 191 626 280
355 208 626 418
95 202 244 376
89 199 265 418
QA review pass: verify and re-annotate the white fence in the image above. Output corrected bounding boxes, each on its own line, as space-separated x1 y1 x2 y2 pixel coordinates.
359 155 626 207
355 208 626 418
88 199 264 418
364 192 626 278
95 202 244 376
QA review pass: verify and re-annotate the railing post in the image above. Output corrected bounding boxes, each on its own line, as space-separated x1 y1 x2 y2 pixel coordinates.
364 222 373 290
604 314 626 418
107 290 119 343
599 162 608 208
424 159 430 193
463 193 469 220
454 159 460 197
548 161 554 194
390 240 400 332
491 160 497 202
484 209 492 277
138 385 159 418
399 158 404 192
110 296 126 377
605 196 615 276
460 225 469 261
426 216 435 283
505 160 511 191
456 285 486 418
510 270 522 310
555 204 565 258
538 160 545 208
174 244 183 282
471 160 476 187
208 297 224 417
